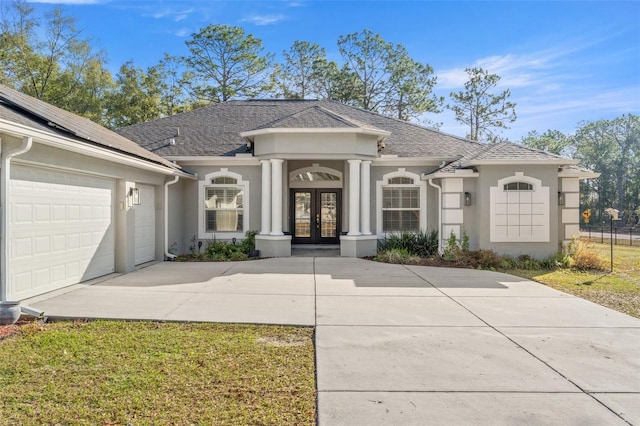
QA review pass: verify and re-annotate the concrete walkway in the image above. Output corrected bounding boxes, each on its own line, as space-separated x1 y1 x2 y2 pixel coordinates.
24 258 640 425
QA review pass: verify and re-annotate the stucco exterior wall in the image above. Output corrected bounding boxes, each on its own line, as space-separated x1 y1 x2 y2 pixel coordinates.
11 139 168 185
476 164 560 258
180 164 262 250
462 178 479 249
254 133 378 158
166 179 186 255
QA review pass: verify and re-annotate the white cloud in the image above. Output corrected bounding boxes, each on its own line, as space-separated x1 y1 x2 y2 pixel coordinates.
240 14 286 26
435 38 613 91
174 28 191 38
152 8 195 22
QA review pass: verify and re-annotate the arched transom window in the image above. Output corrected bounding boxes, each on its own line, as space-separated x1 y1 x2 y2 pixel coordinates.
289 164 342 188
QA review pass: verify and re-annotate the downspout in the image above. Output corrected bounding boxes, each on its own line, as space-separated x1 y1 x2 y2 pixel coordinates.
164 175 180 260
428 178 443 255
1 136 33 302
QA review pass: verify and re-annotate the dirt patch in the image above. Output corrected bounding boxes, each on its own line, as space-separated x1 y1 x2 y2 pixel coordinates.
256 335 309 347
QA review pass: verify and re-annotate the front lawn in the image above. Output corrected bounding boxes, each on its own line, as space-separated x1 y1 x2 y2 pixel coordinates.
0 321 316 425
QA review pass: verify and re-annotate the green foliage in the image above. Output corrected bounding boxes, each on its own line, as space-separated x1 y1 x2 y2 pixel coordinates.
184 24 275 102
442 230 469 262
278 41 327 99
520 129 575 157
377 230 439 257
182 231 257 262
373 248 418 264
447 67 516 142
574 114 639 225
336 29 441 120
1 0 112 124
104 60 165 128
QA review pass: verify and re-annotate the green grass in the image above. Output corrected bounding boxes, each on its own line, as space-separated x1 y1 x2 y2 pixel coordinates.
0 321 316 425
511 241 640 318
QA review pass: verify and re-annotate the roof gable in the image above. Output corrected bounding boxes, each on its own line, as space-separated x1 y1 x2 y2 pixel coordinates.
252 105 363 130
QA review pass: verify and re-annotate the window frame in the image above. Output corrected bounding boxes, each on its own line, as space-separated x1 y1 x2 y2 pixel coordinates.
376 169 427 236
198 169 249 239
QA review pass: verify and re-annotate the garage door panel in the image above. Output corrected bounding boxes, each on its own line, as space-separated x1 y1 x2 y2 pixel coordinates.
9 165 115 300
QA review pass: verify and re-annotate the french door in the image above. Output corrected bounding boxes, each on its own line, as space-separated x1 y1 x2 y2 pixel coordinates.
290 189 341 244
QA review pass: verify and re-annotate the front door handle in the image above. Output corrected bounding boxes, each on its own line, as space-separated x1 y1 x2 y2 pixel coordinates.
316 214 320 229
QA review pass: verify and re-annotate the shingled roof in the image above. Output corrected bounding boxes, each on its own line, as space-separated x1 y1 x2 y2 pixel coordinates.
116 99 576 170
0 84 180 170
117 99 484 158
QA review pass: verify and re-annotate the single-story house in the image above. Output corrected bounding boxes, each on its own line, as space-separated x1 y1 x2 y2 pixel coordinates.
0 85 597 302
117 98 598 259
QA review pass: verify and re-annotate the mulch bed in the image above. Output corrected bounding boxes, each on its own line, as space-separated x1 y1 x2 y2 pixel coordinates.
0 318 35 340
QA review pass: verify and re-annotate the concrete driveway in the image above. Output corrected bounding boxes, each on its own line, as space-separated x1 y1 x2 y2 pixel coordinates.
24 258 640 425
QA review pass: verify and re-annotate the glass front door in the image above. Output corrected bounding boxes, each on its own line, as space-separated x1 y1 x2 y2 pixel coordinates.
291 189 341 244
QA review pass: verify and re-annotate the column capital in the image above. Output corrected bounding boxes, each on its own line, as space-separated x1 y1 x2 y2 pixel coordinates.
260 159 271 165
347 159 362 165
361 160 372 165
270 158 284 165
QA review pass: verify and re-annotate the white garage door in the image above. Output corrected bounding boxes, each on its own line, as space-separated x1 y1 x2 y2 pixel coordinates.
134 184 156 265
9 165 115 300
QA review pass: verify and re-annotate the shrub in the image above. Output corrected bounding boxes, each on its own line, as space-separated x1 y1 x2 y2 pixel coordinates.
374 248 419 264
412 230 439 257
470 249 502 269
442 230 469 263
229 251 249 261
571 243 607 271
563 238 607 271
377 230 438 257
239 230 257 254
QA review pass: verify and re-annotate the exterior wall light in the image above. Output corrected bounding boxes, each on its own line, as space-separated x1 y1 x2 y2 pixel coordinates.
464 192 472 206
129 187 141 205
558 191 565 206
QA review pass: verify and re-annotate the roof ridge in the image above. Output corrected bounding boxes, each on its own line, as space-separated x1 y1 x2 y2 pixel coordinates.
319 99 485 149
509 140 565 159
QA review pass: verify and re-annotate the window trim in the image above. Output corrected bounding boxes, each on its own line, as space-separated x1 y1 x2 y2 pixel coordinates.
198 168 249 239
376 169 427 236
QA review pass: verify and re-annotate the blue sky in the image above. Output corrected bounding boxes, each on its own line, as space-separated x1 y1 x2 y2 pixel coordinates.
21 0 640 141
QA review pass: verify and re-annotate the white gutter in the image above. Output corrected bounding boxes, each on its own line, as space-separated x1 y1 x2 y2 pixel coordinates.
1 136 33 302
164 175 180 260
428 178 443 255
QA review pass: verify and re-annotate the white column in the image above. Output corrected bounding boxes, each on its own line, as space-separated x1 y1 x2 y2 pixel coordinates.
260 160 271 235
347 159 361 236
270 159 284 235
360 160 371 235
